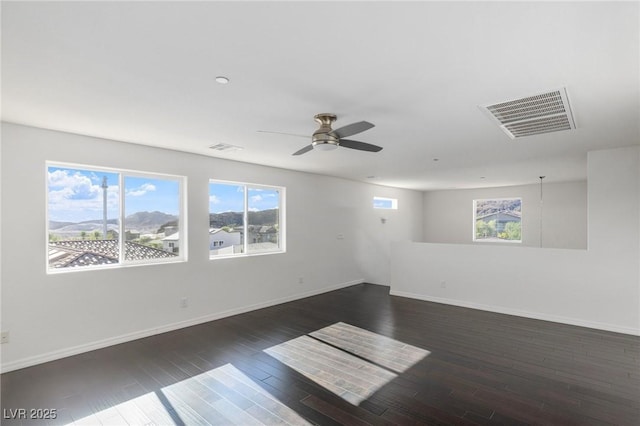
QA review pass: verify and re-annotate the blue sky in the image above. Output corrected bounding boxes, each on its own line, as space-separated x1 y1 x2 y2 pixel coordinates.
373 197 398 210
125 176 179 216
48 167 180 222
209 183 279 213
47 167 278 222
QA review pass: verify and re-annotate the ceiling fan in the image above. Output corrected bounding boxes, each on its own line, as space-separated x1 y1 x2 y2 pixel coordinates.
260 113 383 156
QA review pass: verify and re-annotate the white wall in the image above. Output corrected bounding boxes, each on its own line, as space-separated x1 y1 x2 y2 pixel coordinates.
0 123 423 371
392 146 640 335
423 181 587 249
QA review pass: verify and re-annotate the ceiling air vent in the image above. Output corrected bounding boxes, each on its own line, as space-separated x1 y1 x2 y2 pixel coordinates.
209 143 244 152
481 88 576 138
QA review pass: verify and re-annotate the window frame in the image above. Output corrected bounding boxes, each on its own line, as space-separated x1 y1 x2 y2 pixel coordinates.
472 197 522 244
46 161 187 273
209 179 286 260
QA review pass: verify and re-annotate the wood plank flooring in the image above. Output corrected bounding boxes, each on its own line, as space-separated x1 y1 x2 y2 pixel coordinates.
309 322 430 373
265 334 399 405
1 283 639 425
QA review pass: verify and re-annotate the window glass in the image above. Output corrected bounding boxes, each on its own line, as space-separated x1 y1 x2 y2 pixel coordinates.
473 198 522 243
247 187 280 253
48 166 120 269
373 197 398 210
209 181 284 258
47 163 185 271
209 182 245 256
124 176 181 260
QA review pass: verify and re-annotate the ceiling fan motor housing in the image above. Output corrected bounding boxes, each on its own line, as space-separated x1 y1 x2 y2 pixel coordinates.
312 113 339 147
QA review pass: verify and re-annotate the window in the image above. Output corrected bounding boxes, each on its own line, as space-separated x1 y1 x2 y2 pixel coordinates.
47 163 185 271
209 180 284 258
373 196 398 210
473 198 522 243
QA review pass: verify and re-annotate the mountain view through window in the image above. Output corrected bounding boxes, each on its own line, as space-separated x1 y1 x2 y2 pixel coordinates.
47 165 184 270
209 181 283 257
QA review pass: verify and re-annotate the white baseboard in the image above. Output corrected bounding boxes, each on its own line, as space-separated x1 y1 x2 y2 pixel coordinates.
389 290 640 336
1 279 364 373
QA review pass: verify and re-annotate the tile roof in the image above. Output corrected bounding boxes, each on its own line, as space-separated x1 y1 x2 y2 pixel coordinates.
210 228 239 235
476 211 521 220
49 240 177 268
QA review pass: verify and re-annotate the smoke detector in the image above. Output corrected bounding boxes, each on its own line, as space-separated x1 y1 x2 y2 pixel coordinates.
481 88 576 139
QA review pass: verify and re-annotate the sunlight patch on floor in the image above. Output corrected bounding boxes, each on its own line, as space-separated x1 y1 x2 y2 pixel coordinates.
66 363 311 425
264 322 430 405
265 335 397 405
311 322 430 373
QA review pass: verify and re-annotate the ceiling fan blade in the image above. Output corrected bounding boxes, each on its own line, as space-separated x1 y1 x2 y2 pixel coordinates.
292 145 314 156
257 130 309 139
339 139 383 152
330 121 375 139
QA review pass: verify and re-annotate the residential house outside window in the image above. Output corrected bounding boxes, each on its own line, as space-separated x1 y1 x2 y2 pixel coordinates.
473 198 522 243
209 180 284 258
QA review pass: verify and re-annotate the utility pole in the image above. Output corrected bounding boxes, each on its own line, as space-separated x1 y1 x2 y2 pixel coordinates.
102 176 108 239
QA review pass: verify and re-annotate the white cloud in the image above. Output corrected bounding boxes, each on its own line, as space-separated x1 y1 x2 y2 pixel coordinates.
48 169 100 199
126 183 156 197
47 169 120 221
250 195 263 203
209 195 221 204
48 169 108 205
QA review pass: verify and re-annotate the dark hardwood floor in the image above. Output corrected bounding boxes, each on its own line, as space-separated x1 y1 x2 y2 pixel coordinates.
1 283 639 425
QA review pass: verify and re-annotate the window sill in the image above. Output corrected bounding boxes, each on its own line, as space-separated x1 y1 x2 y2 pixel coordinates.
209 249 286 261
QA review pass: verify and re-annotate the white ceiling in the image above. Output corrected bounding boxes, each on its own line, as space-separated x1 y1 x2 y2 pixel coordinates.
2 1 638 190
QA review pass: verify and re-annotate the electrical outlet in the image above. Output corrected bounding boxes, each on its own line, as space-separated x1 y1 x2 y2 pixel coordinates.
440 281 447 288
180 297 188 308
1 331 9 344
298 277 304 284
